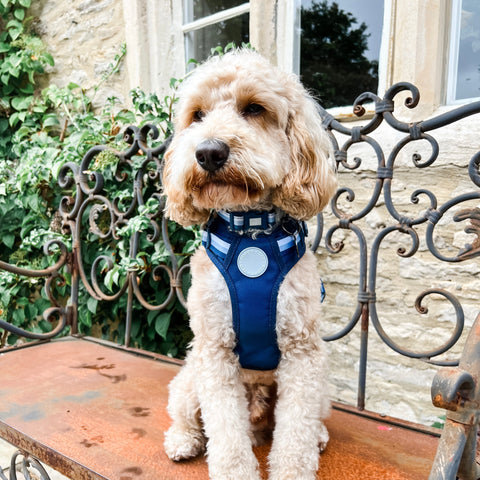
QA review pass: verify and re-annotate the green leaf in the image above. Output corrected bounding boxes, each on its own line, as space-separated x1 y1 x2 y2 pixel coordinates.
3 233 15 249
104 269 115 292
0 117 8 134
114 110 135 124
27 195 40 211
19 83 34 94
12 308 25 325
130 317 141 338
11 95 33 111
5 19 22 30
42 52 54 66
155 312 171 340
42 114 60 127
16 297 29 307
25 303 38 320
8 112 20 127
32 104 48 113
14 8 25 20
18 0 31 7
6 20 23 40
87 297 98 314
82 311 92 328
38 319 52 332
147 309 157 326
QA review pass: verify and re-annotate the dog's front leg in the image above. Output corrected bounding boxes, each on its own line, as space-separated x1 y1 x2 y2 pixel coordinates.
269 348 330 480
164 355 206 461
184 250 261 480
193 342 261 480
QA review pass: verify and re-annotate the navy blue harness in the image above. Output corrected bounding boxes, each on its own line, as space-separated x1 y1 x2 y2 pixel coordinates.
201 210 307 370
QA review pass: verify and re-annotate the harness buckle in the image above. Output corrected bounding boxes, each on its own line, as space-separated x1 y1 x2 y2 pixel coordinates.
281 218 303 258
205 230 212 249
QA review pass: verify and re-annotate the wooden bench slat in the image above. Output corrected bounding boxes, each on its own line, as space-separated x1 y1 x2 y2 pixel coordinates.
0 338 439 479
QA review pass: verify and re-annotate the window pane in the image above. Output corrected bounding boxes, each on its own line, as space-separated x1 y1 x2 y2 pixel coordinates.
454 0 480 101
300 0 383 108
185 12 249 63
185 0 246 23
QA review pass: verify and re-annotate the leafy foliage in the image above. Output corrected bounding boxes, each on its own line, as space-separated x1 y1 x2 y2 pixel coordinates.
0 0 197 356
0 0 53 156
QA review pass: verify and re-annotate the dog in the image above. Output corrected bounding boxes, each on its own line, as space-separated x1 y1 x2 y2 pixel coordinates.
162 49 337 480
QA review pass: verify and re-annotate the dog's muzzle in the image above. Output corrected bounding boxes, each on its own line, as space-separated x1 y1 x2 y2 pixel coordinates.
195 139 230 172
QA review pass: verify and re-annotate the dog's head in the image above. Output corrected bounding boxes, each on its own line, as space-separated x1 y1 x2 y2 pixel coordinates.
163 49 337 226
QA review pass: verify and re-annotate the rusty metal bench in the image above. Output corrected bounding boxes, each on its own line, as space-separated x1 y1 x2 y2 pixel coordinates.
1 82 479 479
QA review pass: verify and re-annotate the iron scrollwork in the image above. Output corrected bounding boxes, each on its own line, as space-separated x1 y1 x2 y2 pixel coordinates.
0 239 70 341
317 82 480 408
57 124 184 346
0 122 185 348
0 451 52 480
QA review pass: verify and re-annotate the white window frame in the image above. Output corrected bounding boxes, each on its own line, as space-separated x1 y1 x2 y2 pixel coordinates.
446 0 480 105
447 0 463 104
182 2 250 65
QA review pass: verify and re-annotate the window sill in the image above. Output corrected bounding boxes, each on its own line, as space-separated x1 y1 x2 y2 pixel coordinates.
327 104 376 123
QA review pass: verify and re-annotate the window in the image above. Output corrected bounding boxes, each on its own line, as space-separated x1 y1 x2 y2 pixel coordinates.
299 0 385 108
447 0 480 103
182 1 250 64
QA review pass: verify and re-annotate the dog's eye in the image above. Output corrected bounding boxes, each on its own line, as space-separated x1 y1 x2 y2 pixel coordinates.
193 110 206 122
242 103 265 117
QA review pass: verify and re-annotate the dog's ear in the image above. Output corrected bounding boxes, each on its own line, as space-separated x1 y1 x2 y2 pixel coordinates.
162 151 211 227
272 94 337 220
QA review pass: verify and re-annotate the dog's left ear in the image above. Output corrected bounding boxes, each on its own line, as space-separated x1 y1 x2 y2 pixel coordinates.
272 94 337 220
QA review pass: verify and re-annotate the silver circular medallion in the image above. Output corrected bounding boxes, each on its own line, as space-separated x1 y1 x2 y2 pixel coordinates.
237 247 268 278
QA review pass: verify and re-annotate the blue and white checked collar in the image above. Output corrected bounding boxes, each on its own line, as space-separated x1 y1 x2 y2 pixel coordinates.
216 210 281 234
202 209 306 258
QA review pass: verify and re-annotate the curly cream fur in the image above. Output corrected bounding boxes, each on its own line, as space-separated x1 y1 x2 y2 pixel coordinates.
163 49 335 480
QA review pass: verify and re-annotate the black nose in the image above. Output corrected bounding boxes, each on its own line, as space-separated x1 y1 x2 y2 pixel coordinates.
195 140 230 172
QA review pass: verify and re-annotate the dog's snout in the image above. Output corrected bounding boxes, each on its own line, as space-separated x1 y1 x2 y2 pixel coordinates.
195 140 230 172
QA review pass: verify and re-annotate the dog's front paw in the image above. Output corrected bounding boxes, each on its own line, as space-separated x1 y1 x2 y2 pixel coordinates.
318 422 329 452
164 426 206 461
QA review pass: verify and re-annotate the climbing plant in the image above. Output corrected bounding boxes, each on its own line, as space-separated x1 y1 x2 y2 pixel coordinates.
0 0 198 356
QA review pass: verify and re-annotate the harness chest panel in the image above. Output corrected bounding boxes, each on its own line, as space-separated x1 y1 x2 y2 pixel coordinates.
202 212 306 370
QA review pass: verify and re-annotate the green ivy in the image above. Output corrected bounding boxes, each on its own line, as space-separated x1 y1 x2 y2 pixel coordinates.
0 0 54 156
0 0 198 356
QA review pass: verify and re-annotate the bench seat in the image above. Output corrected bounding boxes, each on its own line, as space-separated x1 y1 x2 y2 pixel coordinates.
0 338 439 479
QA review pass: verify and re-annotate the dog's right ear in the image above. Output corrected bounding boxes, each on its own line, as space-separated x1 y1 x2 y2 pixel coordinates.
272 92 337 220
162 149 210 227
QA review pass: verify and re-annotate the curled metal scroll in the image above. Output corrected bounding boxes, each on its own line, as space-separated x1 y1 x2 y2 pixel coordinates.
317 83 480 408
56 125 186 347
0 239 70 341
7 451 51 480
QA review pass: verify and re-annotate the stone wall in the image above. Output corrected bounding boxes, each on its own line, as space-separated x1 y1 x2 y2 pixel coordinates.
30 0 185 110
30 0 132 108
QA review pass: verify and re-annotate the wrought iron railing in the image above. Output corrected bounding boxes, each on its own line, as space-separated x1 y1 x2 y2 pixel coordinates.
317 82 480 410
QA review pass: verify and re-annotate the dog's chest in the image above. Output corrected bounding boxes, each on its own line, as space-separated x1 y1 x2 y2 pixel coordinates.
202 214 306 370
